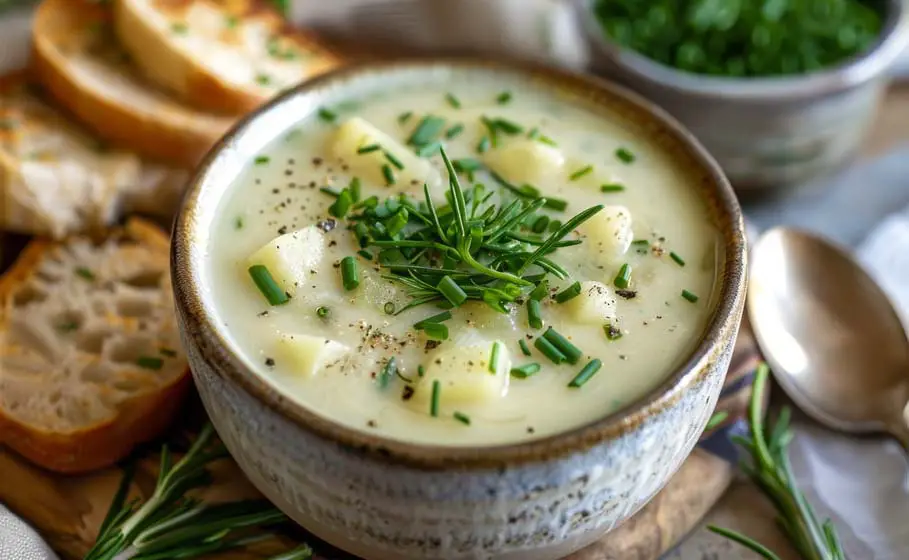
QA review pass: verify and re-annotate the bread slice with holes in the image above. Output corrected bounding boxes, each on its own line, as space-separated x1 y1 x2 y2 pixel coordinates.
113 0 339 115
0 218 190 473
0 73 188 237
31 0 235 167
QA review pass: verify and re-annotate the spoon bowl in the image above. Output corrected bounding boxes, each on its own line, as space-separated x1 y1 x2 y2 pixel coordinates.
748 227 909 449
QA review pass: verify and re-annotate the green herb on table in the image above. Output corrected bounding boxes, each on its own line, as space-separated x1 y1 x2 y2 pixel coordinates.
85 423 311 560
705 410 728 430
75 267 96 281
709 362 846 560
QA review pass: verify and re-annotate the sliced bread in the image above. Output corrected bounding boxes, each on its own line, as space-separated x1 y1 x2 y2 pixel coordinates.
0 218 190 473
31 0 235 167
113 0 340 115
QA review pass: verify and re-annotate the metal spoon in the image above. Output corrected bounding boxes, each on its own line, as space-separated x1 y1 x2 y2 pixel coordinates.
748 227 909 451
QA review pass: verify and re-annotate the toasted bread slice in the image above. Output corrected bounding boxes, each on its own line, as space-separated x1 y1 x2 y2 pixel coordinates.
31 0 234 167
113 0 339 115
0 218 191 473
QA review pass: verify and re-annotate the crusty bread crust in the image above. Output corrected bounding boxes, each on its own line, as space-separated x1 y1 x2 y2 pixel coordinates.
113 0 340 115
31 0 234 167
0 218 191 473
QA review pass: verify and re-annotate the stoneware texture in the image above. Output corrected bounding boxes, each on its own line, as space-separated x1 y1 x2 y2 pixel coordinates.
171 59 747 560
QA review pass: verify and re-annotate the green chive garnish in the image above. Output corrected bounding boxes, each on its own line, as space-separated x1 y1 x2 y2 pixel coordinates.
430 380 441 417
382 301 395 314
529 279 550 301
317 306 330 318
604 323 623 341
453 158 483 174
569 165 593 181
248 265 290 305
318 107 337 122
543 198 568 212
568 359 603 388
614 263 632 289
438 275 467 307
417 365 425 377
489 342 502 373
349 177 361 202
527 299 543 329
682 289 699 303
670 252 686 266
340 256 359 291
534 336 566 364
531 215 550 233
378 357 396 389
445 124 464 139
631 239 650 254
492 118 523 135
398 111 413 124
445 93 461 109
408 115 446 146
555 281 581 303
453 411 471 425
601 183 625 193
75 267 95 281
254 155 270 165
357 144 380 154
384 150 405 170
518 339 531 356
510 362 541 379
329 189 352 218
705 410 729 430
496 91 512 104
542 327 582 365
421 322 449 341
137 356 164 370
616 147 635 163
476 136 491 153
413 311 452 329
382 164 395 185
234 216 244 230
416 141 442 158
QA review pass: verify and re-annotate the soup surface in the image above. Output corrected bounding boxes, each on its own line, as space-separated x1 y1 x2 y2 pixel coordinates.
207 72 721 446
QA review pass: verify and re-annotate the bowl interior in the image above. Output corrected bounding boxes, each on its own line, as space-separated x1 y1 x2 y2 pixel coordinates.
172 58 747 468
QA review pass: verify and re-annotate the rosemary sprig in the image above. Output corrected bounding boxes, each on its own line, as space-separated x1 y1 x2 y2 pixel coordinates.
86 424 310 560
345 145 602 314
710 363 846 560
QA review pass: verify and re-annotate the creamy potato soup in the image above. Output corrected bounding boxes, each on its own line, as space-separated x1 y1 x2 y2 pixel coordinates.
208 77 720 446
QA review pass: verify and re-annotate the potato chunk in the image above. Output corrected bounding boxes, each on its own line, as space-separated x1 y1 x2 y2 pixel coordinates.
414 341 511 405
483 139 565 186
564 281 618 324
274 333 349 378
580 205 633 263
330 117 438 187
246 226 324 296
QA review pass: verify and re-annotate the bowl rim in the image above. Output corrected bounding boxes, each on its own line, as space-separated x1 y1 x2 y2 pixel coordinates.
172 56 747 470
574 0 909 100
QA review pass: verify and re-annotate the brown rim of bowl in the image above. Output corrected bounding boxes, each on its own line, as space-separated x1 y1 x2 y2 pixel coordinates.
172 56 747 471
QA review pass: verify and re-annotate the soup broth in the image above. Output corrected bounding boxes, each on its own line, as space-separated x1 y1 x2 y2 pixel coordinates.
208 75 720 446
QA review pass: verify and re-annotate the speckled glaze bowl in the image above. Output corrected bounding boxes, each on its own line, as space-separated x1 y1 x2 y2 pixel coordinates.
172 59 747 560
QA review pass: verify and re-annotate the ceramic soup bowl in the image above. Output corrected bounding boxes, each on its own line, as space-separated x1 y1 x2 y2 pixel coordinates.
172 59 747 560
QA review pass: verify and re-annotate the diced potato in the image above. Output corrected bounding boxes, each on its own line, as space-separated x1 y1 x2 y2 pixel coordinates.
330 117 438 188
274 332 350 377
580 205 633 263
413 341 511 405
483 139 566 186
247 225 324 296
564 281 618 324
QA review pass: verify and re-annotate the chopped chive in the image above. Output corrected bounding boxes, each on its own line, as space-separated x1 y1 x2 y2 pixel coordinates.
529 279 550 301
398 111 413 124
422 322 449 340
705 410 729 430
616 147 635 163
234 216 244 230
445 93 461 109
248 265 290 305
453 411 471 425
682 289 699 303
631 239 650 254
614 263 632 289
510 362 541 379
543 198 568 212
497 91 512 104
137 356 164 370
254 155 270 165
518 339 531 356
604 323 623 341
316 306 330 318
670 252 686 266
340 256 359 291
357 144 380 154
384 151 405 170
413 311 452 329
542 327 582 365
492 118 523 135
534 336 566 364
430 380 441 417
378 357 396 389
476 136 491 153
568 359 603 388
416 141 442 158
408 115 446 146
329 189 352 218
75 267 95 281
318 107 337 122
601 183 625 193
548 220 562 232
159 348 177 357
255 73 272 86
437 276 467 307
319 186 341 197
554 281 581 304
569 165 593 181
382 164 395 186
453 158 483 173
527 299 543 329
349 177 361 202
528 127 558 147
489 342 502 373
445 123 464 139
417 365 425 377
383 301 396 314
531 215 550 233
